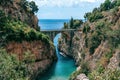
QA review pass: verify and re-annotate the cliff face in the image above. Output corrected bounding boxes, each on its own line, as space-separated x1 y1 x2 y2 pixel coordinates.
6 41 57 79
58 31 84 65
58 2 120 80
0 0 57 79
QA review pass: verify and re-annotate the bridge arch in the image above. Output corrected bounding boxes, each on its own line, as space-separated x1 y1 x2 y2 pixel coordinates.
40 29 82 41
41 31 62 41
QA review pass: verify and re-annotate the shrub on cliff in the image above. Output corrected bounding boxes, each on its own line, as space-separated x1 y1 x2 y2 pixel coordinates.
0 10 9 46
88 12 103 22
0 0 13 5
64 18 83 29
86 21 113 54
70 17 74 29
100 0 111 11
69 61 90 80
29 1 39 13
0 10 51 47
88 68 120 80
20 0 38 13
84 0 120 22
88 31 102 54
84 12 91 20
73 20 83 29
0 10 8 28
0 49 34 80
1 21 50 46
84 10 103 22
100 0 120 11
106 29 120 48
83 24 90 34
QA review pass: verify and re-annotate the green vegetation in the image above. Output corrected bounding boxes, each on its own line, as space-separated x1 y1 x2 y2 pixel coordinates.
70 0 120 79
105 49 113 63
0 0 13 5
75 36 80 41
84 0 120 22
79 62 90 75
87 21 106 54
0 10 51 47
83 24 90 34
0 49 34 80
100 0 111 11
0 10 8 27
1 20 50 45
69 61 90 80
88 68 120 80
107 29 120 48
0 0 38 14
0 1 53 80
69 70 81 80
61 18 83 47
20 0 38 13
63 18 83 29
100 0 120 11
88 32 101 54
84 11 103 22
84 18 120 54
29 1 39 13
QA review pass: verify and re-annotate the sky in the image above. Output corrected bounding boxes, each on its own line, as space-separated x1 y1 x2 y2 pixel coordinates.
28 0 105 19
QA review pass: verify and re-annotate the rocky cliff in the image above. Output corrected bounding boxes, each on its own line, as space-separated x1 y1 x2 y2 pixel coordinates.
0 0 38 29
6 41 57 79
0 0 57 79
58 0 120 79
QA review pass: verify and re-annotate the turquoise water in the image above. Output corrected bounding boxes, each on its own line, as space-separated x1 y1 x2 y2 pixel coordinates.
38 19 76 80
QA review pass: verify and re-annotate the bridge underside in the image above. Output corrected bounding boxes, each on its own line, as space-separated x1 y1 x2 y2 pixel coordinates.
41 31 62 41
41 29 82 41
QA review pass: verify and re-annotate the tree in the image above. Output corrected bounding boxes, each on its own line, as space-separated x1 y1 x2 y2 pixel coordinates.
88 12 103 22
110 0 120 7
20 0 39 13
93 8 99 13
83 25 90 34
64 22 68 29
100 0 111 11
73 20 83 29
0 49 34 80
70 17 74 29
0 10 7 27
29 1 39 13
84 12 91 20
0 0 13 5
116 0 120 6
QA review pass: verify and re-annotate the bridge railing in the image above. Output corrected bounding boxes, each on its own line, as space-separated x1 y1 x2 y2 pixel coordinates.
40 29 82 32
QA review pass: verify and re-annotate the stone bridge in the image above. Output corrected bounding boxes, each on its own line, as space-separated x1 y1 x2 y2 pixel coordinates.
41 29 82 41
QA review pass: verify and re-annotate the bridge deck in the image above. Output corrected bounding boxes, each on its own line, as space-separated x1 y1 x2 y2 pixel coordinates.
41 29 81 32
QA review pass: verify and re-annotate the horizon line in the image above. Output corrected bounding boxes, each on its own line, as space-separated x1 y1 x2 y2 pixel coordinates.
38 18 84 20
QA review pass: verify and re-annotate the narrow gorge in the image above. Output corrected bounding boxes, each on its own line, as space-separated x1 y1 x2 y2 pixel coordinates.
37 19 76 80
0 0 120 80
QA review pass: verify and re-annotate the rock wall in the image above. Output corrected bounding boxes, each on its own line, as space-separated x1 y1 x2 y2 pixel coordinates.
0 0 57 79
6 41 57 79
58 7 120 80
58 31 85 65
0 0 38 29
